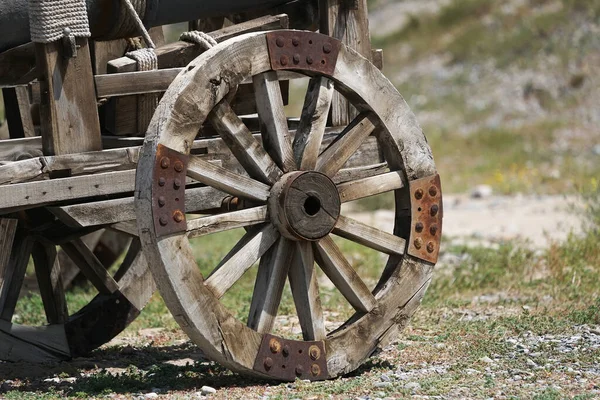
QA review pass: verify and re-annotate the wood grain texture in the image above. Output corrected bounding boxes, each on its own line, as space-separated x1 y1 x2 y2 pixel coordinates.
0 235 34 321
336 170 403 202
0 219 18 285
32 241 68 324
187 206 268 239
333 215 406 256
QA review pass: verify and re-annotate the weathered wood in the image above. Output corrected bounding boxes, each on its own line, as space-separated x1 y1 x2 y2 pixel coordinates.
371 49 383 71
32 241 68 324
314 235 376 313
253 71 295 172
58 230 104 289
0 235 34 321
333 215 406 256
95 68 182 98
0 219 18 285
60 238 120 295
332 162 388 184
187 206 268 239
204 224 279 299
247 237 294 333
336 170 403 202
35 39 102 155
293 77 334 170
208 100 281 184
2 86 36 138
288 241 326 340
0 43 38 87
187 155 270 203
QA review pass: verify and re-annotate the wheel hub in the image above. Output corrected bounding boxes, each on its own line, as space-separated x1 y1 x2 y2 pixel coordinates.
268 171 341 241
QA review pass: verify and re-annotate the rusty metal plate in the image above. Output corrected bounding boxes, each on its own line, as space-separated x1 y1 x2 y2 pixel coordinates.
407 174 443 264
152 144 189 237
253 334 328 381
266 31 341 76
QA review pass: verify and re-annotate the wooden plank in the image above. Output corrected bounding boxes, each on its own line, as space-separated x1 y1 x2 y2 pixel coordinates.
60 238 120 295
0 235 34 321
0 219 18 285
247 238 294 333
187 155 271 203
333 215 406 256
333 162 388 184
288 241 326 340
314 235 376 313
336 170 403 202
35 39 102 155
0 43 38 87
2 86 36 138
293 77 334 170
31 241 68 324
0 137 41 162
316 112 378 177
95 68 182 98
208 100 282 184
187 206 268 239
253 71 296 172
204 224 279 299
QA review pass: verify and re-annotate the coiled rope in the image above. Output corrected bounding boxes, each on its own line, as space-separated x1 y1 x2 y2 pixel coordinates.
28 0 90 43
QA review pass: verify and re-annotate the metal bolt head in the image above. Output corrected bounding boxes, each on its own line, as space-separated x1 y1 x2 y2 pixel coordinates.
158 177 166 187
415 188 424 200
310 364 321 376
280 55 288 66
430 204 439 216
292 37 300 46
159 216 168 226
309 345 321 360
306 55 314 65
430 224 438 236
173 178 182 189
282 345 290 357
160 157 170 169
415 222 424 233
293 54 300 64
276 37 285 47
174 161 184 173
158 196 166 207
429 186 438 197
269 338 281 353
323 43 332 53
414 237 423 249
264 357 273 370
295 365 304 376
63 27 72 35
427 241 435 253
173 210 184 223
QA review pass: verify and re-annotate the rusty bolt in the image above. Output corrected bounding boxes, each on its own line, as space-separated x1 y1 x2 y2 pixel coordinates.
306 55 314 65
174 161 184 173
292 37 300 46
160 157 170 169
276 37 285 47
430 224 438 236
429 186 438 197
173 210 184 223
158 196 166 207
282 345 290 357
415 222 424 233
311 364 321 376
430 204 439 216
280 55 288 66
415 188 424 200
264 357 273 370
323 43 332 53
269 338 281 354
159 216 168 226
309 345 321 361
158 177 166 187
295 365 304 376
427 241 435 253
414 237 423 249
293 54 300 64
173 178 182 189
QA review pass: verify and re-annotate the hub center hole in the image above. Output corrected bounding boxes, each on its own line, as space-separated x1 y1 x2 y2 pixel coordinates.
303 196 321 216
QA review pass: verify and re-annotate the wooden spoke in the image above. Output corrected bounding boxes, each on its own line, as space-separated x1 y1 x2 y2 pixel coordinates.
208 99 282 184
316 112 378 177
288 241 326 341
337 171 404 202
31 240 68 324
187 155 271 202
60 238 120 295
204 224 279 298
333 215 406 256
247 238 295 333
0 219 18 285
253 71 296 172
113 237 142 282
187 206 268 239
293 77 334 170
0 235 34 322
314 236 377 313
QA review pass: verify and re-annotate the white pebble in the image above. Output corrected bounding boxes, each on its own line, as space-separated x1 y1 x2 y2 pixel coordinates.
201 386 217 395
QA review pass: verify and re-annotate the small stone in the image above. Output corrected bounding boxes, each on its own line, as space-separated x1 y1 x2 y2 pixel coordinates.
63 377 77 384
44 377 61 384
404 382 421 391
201 386 217 395
434 343 446 349
374 381 391 388
480 356 494 364
145 393 158 399
526 359 537 368
380 374 391 382
471 185 493 199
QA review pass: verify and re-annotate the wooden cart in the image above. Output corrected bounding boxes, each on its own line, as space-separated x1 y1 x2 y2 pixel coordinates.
0 0 442 381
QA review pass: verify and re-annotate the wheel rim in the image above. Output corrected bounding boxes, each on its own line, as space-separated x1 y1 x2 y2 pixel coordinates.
136 30 442 380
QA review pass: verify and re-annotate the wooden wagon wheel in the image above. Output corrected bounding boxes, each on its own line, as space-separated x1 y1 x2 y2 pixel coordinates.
136 30 442 380
0 210 154 362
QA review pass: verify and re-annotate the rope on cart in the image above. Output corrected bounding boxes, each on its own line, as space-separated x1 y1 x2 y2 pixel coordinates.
180 31 217 51
126 47 159 134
